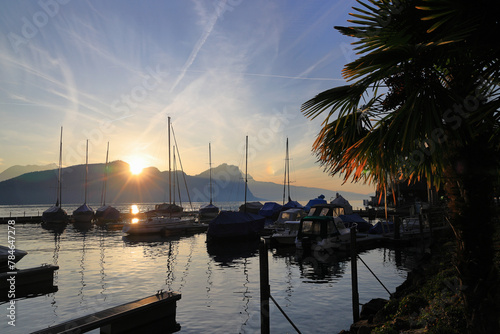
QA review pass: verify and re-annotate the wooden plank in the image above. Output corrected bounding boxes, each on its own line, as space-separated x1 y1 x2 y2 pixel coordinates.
31 291 181 334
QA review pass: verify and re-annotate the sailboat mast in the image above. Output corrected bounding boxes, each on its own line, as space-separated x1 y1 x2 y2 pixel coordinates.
57 126 63 207
168 116 171 205
101 141 109 206
244 136 248 212
173 146 176 205
209 142 213 205
287 138 291 202
283 138 287 205
84 139 88 204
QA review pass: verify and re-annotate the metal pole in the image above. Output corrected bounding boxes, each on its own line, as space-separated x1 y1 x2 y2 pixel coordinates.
259 238 270 334
350 227 359 323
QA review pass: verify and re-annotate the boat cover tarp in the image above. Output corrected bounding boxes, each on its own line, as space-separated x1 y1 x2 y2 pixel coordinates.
238 201 263 214
42 205 68 223
208 211 265 239
73 203 94 213
200 203 219 213
95 205 120 220
283 200 304 209
258 202 283 218
368 221 394 234
339 214 372 232
304 195 327 212
331 194 353 214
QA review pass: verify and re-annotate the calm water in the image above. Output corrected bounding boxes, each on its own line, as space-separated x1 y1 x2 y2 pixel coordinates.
1 203 420 334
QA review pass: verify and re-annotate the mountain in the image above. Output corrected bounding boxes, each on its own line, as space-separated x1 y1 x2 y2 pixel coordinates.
0 161 370 205
0 164 58 182
0 161 261 205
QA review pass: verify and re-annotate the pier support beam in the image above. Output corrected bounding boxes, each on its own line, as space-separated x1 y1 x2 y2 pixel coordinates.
259 238 270 334
350 227 359 323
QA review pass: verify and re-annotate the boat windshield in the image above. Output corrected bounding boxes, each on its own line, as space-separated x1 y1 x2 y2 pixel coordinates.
301 220 321 235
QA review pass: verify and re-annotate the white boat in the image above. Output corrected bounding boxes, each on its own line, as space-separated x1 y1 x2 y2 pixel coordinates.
123 117 205 236
295 216 351 251
123 216 205 235
72 140 94 224
271 221 300 245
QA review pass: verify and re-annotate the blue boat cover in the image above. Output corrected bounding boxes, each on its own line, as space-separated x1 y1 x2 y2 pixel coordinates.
368 221 394 234
304 195 327 212
258 202 283 218
208 211 266 239
283 200 304 209
339 214 372 232
200 203 219 213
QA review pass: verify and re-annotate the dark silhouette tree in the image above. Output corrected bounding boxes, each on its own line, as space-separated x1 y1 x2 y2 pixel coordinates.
302 1 500 331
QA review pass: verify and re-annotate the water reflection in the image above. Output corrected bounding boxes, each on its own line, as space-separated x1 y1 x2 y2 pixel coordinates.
78 232 88 305
41 221 67 234
206 238 260 266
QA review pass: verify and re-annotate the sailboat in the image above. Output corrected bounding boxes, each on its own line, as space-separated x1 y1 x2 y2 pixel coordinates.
42 127 69 224
147 117 183 217
72 140 95 224
282 138 303 210
95 142 120 223
199 143 219 222
123 117 202 236
207 136 266 241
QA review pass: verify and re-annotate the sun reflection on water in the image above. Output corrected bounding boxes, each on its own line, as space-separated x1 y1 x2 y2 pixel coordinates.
130 204 139 214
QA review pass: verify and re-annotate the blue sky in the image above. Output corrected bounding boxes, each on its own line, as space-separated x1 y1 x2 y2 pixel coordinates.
0 0 374 195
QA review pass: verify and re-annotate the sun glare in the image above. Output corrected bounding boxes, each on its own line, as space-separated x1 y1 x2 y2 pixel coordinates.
128 158 146 175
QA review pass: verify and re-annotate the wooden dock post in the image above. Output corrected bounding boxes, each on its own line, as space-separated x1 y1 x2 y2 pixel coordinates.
393 215 400 240
350 227 359 323
259 238 270 334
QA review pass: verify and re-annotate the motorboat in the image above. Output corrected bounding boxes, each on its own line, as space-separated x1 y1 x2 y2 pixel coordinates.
295 216 351 251
271 221 300 245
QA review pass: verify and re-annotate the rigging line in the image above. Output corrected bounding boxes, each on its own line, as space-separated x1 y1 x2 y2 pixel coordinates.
269 295 302 334
357 255 392 296
170 125 194 211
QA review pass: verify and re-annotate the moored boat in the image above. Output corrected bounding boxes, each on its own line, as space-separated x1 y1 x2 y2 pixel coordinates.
95 142 120 224
72 140 94 224
122 216 203 236
270 221 300 245
42 127 68 225
198 143 219 222
207 211 265 240
207 136 265 240
295 216 351 251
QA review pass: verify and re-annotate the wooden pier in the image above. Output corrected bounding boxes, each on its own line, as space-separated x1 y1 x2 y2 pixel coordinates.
31 291 181 334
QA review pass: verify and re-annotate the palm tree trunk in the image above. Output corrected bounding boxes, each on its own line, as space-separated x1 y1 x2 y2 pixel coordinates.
443 135 498 332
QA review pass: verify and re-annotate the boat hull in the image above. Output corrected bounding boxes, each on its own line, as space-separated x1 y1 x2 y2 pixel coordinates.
122 217 203 235
42 206 68 224
207 211 266 240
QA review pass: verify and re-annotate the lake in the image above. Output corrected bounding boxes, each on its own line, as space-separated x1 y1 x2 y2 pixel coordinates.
0 203 421 333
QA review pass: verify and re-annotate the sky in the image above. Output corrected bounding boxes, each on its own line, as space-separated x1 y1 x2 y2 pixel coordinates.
0 0 375 195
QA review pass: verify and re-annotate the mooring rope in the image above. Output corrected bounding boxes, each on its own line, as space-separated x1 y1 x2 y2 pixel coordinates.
269 294 302 334
357 255 392 296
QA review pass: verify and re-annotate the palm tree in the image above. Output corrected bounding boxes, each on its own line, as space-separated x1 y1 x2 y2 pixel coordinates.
302 0 500 331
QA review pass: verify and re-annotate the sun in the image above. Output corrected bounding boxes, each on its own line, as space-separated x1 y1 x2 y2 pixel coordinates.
128 157 146 175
